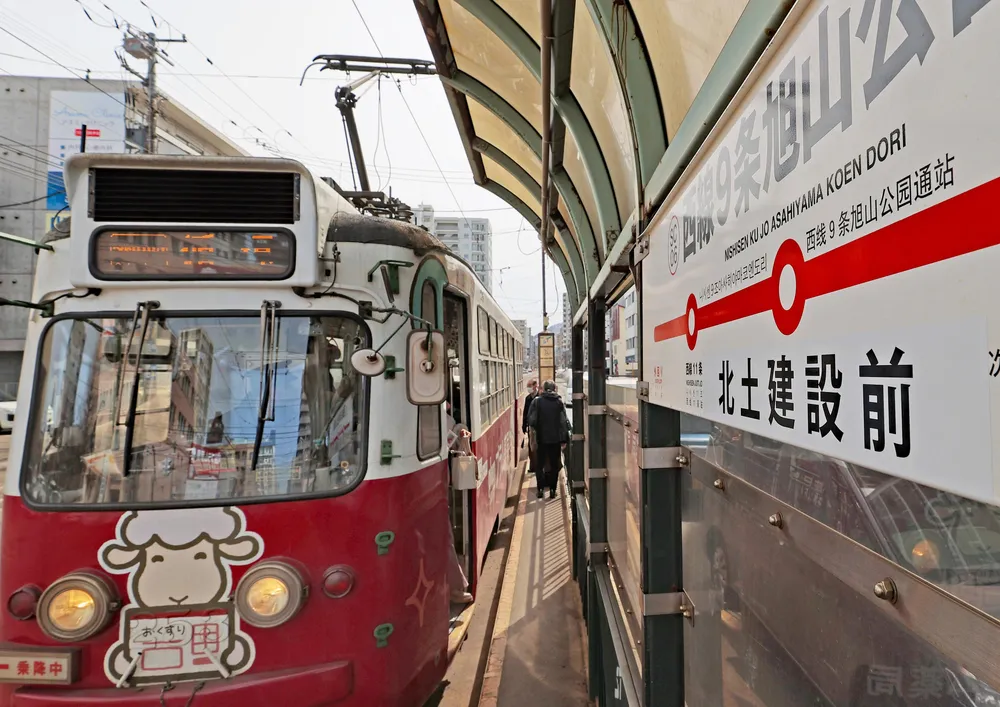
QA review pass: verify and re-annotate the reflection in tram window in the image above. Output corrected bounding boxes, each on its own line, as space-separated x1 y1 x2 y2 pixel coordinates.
695 419 1000 619
24 315 368 506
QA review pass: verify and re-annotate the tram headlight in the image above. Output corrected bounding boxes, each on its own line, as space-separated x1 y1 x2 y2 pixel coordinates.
236 561 306 628
37 572 118 641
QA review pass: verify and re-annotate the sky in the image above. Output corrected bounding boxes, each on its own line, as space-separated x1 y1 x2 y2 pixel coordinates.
0 0 564 332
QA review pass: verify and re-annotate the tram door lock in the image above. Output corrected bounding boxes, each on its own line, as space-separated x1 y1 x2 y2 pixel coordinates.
406 329 447 405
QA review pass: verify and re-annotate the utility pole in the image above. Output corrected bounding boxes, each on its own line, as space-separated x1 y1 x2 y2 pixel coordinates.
122 27 187 154
145 35 157 154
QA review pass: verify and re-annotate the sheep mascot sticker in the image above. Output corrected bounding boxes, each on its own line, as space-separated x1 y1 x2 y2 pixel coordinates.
98 506 264 686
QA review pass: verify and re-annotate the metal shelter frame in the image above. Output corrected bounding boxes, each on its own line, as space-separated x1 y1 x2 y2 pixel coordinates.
416 1 1000 705
413 1 802 704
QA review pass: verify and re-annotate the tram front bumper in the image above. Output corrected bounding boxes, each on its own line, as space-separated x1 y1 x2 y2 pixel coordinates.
10 660 353 706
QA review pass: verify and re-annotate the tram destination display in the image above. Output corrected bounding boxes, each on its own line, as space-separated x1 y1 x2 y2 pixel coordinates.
641 0 1000 505
91 229 294 280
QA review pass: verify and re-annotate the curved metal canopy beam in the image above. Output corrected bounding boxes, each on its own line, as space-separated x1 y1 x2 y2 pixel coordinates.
579 0 666 190
481 180 583 305
550 95 619 254
473 140 589 303
448 0 617 268
473 136 598 276
441 72 596 285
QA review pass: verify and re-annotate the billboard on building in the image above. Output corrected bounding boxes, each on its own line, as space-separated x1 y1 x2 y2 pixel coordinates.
642 1 1000 505
46 90 127 224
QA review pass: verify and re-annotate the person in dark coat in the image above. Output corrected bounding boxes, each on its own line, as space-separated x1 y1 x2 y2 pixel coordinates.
522 379 538 474
527 380 570 499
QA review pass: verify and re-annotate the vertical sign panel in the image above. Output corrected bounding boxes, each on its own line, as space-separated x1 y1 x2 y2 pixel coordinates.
538 332 556 387
642 0 1000 504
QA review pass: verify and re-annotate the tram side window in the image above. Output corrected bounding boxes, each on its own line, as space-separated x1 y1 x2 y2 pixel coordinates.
491 361 499 418
478 308 489 355
480 360 489 424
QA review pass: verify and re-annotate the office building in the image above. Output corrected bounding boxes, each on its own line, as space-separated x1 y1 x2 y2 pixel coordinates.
622 288 637 374
410 204 493 293
0 75 247 395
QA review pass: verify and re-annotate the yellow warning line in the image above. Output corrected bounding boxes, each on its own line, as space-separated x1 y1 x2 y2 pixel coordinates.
476 466 531 707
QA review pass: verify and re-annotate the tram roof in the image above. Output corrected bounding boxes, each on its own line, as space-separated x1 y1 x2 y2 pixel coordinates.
413 0 794 322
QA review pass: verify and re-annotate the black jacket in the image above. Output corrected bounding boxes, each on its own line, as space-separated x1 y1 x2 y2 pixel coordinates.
522 391 538 433
527 391 571 445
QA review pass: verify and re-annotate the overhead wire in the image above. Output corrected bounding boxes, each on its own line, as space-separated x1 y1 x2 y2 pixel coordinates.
0 135 65 171
72 0 288 157
136 1 318 158
348 0 474 224
0 26 129 111
377 75 393 191
0 6 96 70
515 218 541 256
0 191 65 209
370 74 385 191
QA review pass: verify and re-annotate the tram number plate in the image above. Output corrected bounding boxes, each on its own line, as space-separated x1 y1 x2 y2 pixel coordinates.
0 645 78 684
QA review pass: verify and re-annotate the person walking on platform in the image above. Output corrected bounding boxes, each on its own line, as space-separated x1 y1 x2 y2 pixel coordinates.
522 379 539 474
527 380 570 500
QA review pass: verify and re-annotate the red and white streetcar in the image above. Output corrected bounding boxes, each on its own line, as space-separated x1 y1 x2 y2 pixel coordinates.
0 154 525 706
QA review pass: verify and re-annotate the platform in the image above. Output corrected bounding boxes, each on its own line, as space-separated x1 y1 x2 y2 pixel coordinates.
478 467 589 707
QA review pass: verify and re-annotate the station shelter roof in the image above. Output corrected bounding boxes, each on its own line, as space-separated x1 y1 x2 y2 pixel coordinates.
413 0 796 320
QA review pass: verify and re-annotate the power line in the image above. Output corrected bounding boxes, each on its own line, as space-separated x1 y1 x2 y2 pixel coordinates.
138 1 317 158
347 0 472 223
69 0 286 157
0 26 130 112
515 218 541 256
0 6 96 71
0 135 64 171
0 191 64 209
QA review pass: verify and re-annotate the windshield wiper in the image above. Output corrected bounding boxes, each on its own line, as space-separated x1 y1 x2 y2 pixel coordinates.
252 301 281 471
118 301 159 478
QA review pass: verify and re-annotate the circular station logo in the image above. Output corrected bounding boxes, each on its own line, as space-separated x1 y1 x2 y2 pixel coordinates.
667 215 680 275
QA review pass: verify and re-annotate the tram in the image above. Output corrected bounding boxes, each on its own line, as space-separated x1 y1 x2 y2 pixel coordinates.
0 154 525 706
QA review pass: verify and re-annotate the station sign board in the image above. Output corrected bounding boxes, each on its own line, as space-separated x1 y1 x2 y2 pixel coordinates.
642 0 1000 504
537 332 556 387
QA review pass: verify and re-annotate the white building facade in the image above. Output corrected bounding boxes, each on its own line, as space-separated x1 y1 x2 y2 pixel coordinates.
622 287 637 374
411 204 493 293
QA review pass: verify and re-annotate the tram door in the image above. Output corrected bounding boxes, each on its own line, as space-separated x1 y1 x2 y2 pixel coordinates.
444 293 474 590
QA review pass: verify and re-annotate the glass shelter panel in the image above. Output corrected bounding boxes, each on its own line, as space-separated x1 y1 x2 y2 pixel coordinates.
630 0 750 137
605 380 643 642
438 0 543 129
467 101 542 184
569 0 637 223
681 442 1000 707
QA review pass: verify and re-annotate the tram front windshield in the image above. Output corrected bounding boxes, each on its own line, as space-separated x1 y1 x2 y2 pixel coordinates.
23 314 367 506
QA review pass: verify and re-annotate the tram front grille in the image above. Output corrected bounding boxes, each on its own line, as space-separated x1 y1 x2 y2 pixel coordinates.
90 168 300 224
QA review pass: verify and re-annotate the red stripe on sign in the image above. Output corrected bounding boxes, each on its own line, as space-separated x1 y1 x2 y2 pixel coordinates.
654 175 1000 348
0 664 9 670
